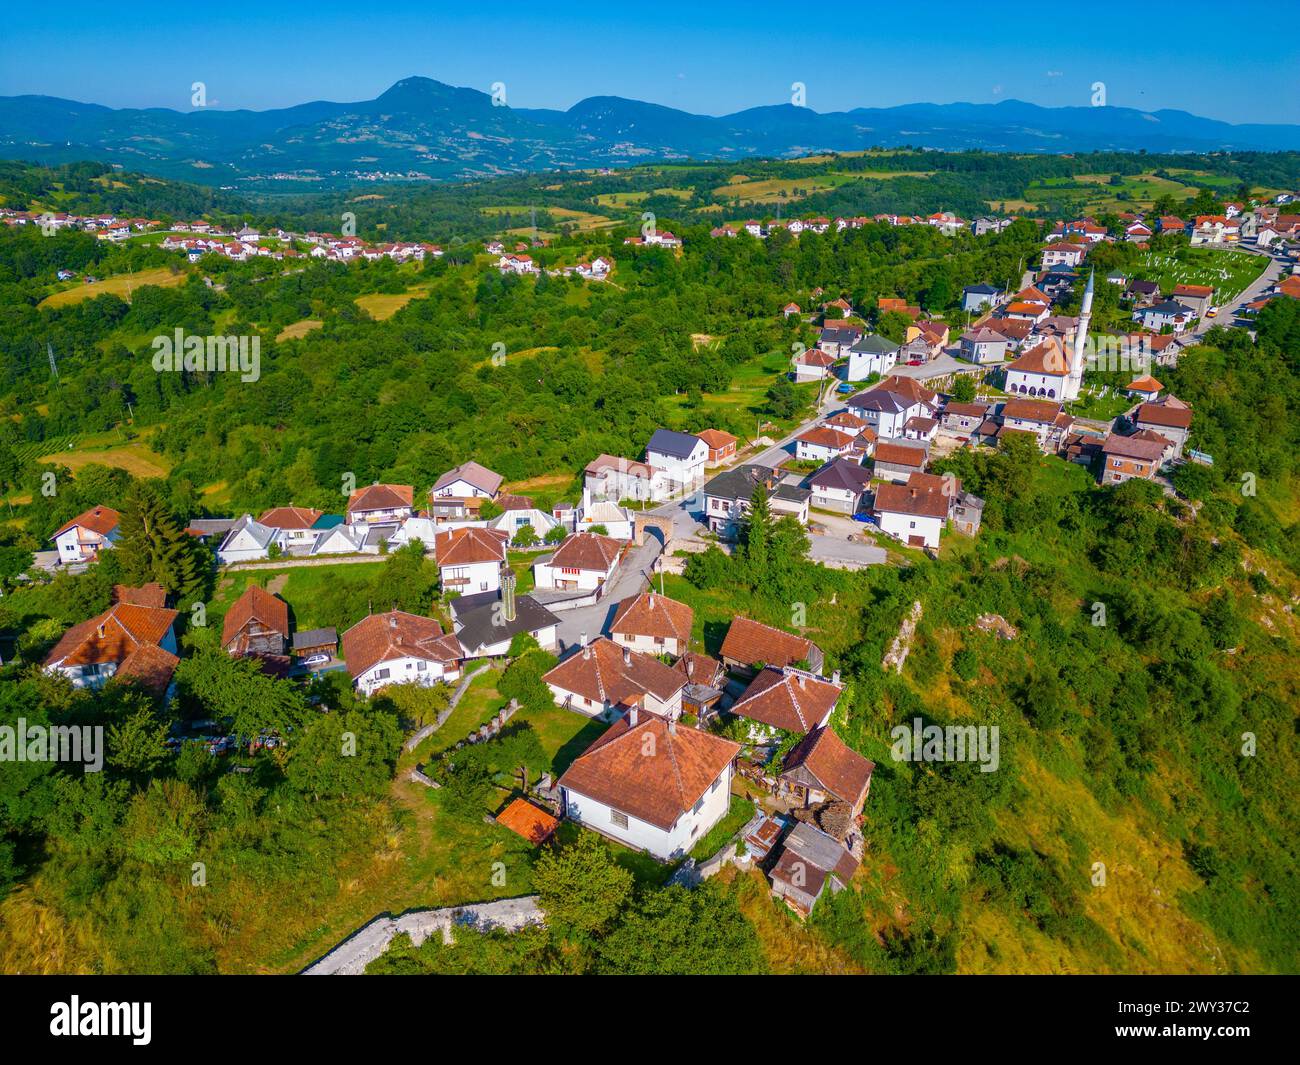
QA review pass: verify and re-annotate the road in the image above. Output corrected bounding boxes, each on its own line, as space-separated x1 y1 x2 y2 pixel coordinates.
552 385 848 653
1187 240 1282 338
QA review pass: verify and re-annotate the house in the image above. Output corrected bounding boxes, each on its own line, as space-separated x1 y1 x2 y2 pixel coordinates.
584 453 662 503
490 494 564 542
1126 375 1164 401
1003 340 1070 400
497 253 537 274
959 328 1008 364
871 440 929 482
986 317 1035 350
51 506 120 564
346 483 414 526
781 301 801 317
701 464 779 540
497 798 560 846
43 601 179 691
429 461 503 521
817 323 864 358
845 333 900 381
808 457 872 515
696 428 739 466
544 636 686 720
1100 432 1168 484
258 506 326 553
609 591 693 658
902 415 938 442
217 514 278 564
450 579 559 659
1040 242 1086 269
1125 221 1153 243
1189 216 1240 245
795 426 854 463
221 585 290 657
769 483 812 525
533 532 622 593
1136 300 1194 333
342 611 463 696
184 517 236 544
941 401 990 436
434 527 508 595
769 821 859 916
645 429 708 494
961 283 1001 312
1126 278 1160 305
950 490 985 537
779 725 874 816
1133 396 1193 459
557 711 740 861
999 398 1074 453
674 652 727 718
824 411 871 438
1170 284 1214 318
873 471 952 549
573 496 634 541
847 376 938 439
793 348 836 381
720 616 823 676
730 666 841 741
309 523 373 556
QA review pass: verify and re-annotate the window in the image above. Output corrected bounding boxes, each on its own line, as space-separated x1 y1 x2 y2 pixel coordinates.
610 810 629 829
416 661 427 672
711 777 721 792
375 668 390 681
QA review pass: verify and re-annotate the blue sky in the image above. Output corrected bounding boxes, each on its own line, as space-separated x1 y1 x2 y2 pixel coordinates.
2 0 1296 124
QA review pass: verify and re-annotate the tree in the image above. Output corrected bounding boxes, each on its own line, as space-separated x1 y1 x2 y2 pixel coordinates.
596 883 765 974
285 707 402 801
544 525 569 545
175 648 311 738
106 702 169 782
532 831 632 936
512 524 538 548
115 479 204 600
740 485 772 585
950 374 977 403
764 375 799 419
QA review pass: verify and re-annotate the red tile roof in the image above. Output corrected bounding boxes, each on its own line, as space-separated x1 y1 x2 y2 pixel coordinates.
258 506 323 530
719 617 814 671
496 798 560 844
112 583 166 608
610 592 694 644
557 715 740 830
781 726 875 807
341 611 461 678
222 585 290 648
347 483 413 515
52 505 120 540
874 474 951 520
731 667 842 733
547 532 622 572
44 603 178 669
1006 341 1070 376
434 526 509 567
543 637 684 706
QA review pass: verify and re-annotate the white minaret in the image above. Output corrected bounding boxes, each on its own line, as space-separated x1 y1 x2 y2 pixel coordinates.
1066 269 1093 402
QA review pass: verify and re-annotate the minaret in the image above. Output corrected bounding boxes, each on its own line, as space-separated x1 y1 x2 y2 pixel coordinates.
1066 269 1093 402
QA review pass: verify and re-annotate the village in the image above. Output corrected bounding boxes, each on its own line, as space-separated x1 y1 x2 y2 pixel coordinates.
17 180 1300 923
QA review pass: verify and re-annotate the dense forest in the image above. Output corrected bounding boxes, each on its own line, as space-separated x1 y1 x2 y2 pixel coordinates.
0 157 1296 974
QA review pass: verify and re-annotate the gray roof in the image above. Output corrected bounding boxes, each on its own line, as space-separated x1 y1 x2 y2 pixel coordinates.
452 591 560 653
782 821 858 880
187 518 236 537
964 283 999 294
849 389 910 414
1149 300 1192 315
771 484 811 504
809 458 873 493
431 460 503 496
646 428 703 460
220 514 275 551
292 627 337 651
849 333 900 355
702 464 775 502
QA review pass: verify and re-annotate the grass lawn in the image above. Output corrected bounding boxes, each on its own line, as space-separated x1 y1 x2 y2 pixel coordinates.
420 666 507 758
690 795 756 860
39 266 187 308
211 561 386 631
1131 247 1266 303
36 440 171 480
512 702 607 777
276 318 323 341
355 287 429 320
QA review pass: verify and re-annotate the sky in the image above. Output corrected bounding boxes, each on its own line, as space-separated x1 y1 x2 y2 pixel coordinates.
1 0 1296 125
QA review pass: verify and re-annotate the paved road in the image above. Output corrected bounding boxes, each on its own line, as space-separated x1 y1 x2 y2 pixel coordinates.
1187 241 1283 337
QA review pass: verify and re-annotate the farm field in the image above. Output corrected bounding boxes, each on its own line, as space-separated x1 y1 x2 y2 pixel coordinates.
39 266 187 308
36 441 172 480
355 288 428 320
276 318 323 341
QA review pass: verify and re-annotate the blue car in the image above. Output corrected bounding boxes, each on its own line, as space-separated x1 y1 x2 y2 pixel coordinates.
837 382 854 394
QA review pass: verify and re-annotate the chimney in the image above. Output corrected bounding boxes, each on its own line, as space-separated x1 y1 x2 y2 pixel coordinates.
623 645 631 667
668 718 677 735
798 673 806 689
832 670 841 686
628 707 638 726
502 572 517 623
686 657 694 679
582 632 590 659
648 593 655 610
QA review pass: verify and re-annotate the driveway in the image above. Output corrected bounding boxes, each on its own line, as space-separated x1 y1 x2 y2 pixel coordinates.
808 534 888 568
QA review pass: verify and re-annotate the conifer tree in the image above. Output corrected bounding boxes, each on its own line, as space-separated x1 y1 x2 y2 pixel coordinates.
116 480 203 600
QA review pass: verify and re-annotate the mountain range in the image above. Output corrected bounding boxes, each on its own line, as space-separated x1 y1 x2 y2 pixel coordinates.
2 76 1298 189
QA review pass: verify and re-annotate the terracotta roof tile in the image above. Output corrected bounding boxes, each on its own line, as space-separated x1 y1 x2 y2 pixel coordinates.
731 667 842 733
781 726 875 806
610 592 694 644
543 637 684 706
52 505 120 540
221 585 290 648
720 617 814 671
434 526 509 566
341 610 460 678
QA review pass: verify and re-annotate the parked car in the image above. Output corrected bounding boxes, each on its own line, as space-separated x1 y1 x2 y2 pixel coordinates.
836 382 854 394
303 653 330 666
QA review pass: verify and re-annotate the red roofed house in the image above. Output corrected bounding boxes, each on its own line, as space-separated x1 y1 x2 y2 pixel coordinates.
609 591 694 657
720 616 824 677
341 610 463 696
346 483 414 526
730 666 843 741
433 527 508 595
779 725 875 816
795 425 855 463
1133 395 1193 459
496 798 559 845
51 505 120 564
222 585 290 657
696 428 739 466
533 532 622 594
543 636 686 721
794 347 836 382
1100 432 1169 485
557 709 740 860
873 471 953 549
44 601 179 691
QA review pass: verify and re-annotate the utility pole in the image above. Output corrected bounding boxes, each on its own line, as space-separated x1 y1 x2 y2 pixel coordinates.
47 341 58 380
